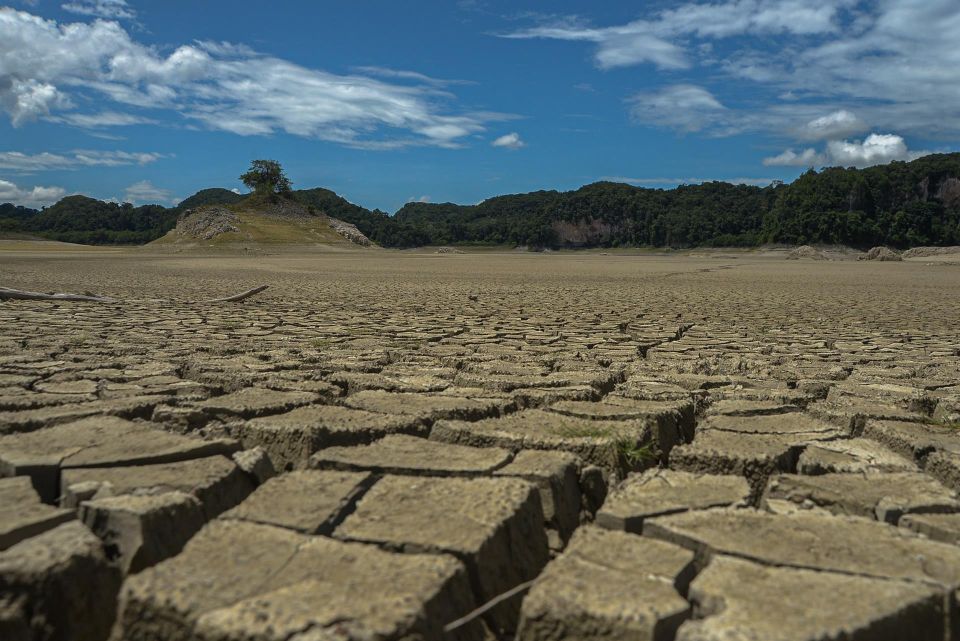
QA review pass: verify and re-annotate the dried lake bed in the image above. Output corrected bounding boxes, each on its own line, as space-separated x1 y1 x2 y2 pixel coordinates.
2 245 960 640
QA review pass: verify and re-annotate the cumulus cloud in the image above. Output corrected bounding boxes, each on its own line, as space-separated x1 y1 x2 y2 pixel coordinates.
762 148 824 167
627 85 728 133
60 0 135 19
0 149 165 171
0 178 66 207
506 1 960 139
491 132 525 149
826 134 928 168
0 8 503 148
764 133 929 168
123 180 175 205
798 110 867 141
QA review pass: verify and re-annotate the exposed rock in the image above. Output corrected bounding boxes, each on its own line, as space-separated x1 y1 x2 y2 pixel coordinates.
597 469 750 533
0 476 73 551
235 404 428 472
231 447 275 485
862 418 960 463
808 397 927 433
0 521 121 641
79 491 205 574
195 387 319 419
902 245 960 259
762 472 960 523
327 217 371 246
677 555 945 641
0 416 239 502
860 246 903 261
786 245 829 260
644 507 960 589
494 449 582 545
311 434 512 476
342 390 511 423
431 409 666 475
219 469 372 534
175 207 239 240
668 428 837 500
335 475 549 636
797 437 919 474
927 450 960 492
900 513 960 545
116 519 482 641
517 526 694 641
60 454 255 519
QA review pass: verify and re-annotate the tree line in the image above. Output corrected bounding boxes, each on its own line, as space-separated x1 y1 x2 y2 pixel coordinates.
2 153 959 248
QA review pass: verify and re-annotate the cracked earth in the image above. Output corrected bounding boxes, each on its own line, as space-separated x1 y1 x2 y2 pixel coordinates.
1 248 960 641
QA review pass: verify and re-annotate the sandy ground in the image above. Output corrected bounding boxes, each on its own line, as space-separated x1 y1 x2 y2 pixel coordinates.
2 246 960 641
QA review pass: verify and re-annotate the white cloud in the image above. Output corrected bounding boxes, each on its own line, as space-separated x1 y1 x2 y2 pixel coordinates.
502 19 688 70
762 148 824 167
491 132 525 149
0 178 66 206
0 78 71 126
627 85 728 133
826 134 928 168
764 133 929 168
407 195 431 203
123 180 174 204
0 149 165 171
61 0 135 19
506 1 960 139
0 8 504 148
503 1 851 70
50 111 157 128
797 109 867 141
350 66 474 87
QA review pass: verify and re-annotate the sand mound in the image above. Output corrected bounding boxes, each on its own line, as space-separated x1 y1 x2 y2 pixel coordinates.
786 245 829 260
860 246 902 261
901 246 960 259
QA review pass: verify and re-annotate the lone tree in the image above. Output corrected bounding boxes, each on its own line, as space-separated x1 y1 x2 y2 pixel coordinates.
240 159 292 196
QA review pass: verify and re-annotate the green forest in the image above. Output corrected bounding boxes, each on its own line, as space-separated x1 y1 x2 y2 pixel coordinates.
3 153 960 248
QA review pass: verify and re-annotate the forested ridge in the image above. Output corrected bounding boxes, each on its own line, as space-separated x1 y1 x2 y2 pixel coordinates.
2 153 959 248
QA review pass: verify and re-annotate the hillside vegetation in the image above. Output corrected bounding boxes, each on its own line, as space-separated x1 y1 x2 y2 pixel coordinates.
2 153 959 248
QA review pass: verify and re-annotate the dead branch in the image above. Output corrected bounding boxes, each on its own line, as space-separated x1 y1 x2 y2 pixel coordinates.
0 284 269 304
443 579 536 634
0 287 115 302
196 285 269 303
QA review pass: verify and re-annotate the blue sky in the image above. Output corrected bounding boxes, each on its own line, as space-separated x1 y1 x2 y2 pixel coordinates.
1 0 958 212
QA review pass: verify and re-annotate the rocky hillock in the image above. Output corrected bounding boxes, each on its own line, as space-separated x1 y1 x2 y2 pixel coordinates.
175 207 240 240
154 198 374 248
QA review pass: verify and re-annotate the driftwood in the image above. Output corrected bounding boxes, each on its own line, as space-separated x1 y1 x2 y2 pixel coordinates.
442 579 536 633
0 285 269 304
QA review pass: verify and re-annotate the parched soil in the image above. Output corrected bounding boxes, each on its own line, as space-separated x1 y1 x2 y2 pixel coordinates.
2 248 960 641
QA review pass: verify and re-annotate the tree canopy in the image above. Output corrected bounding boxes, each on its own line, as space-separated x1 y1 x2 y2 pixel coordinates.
240 159 292 195
3 153 959 248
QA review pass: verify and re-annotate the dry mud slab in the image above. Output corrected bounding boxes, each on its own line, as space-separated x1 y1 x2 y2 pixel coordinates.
1 247 959 640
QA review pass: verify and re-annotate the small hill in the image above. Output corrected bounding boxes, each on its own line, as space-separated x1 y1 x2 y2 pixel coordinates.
175 188 244 211
151 194 373 249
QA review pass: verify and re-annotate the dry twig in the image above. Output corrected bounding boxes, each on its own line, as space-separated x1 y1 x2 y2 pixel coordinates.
0 284 269 304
